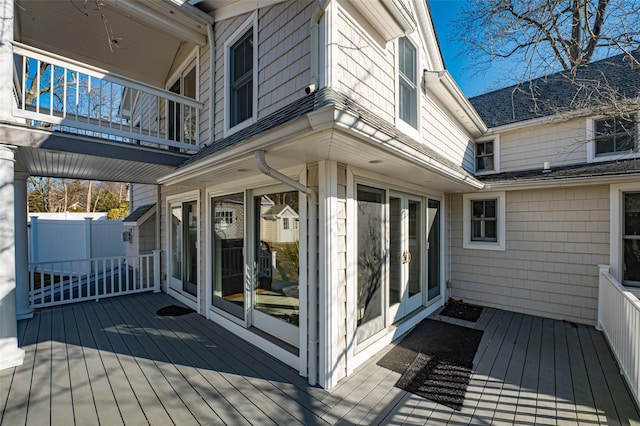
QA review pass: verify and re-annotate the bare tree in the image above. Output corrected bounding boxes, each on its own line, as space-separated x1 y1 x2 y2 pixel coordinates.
455 0 640 82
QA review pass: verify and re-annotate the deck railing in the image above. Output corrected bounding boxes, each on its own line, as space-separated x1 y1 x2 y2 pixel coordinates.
597 265 640 405
28 251 160 308
12 42 203 152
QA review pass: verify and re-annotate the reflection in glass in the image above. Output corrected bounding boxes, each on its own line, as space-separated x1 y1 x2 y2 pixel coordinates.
171 206 182 281
184 201 198 296
254 191 300 326
389 197 402 306
408 200 421 298
624 193 640 284
357 185 386 343
212 193 245 318
428 199 441 300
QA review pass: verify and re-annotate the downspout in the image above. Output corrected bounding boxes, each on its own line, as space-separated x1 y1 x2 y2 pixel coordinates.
254 150 319 386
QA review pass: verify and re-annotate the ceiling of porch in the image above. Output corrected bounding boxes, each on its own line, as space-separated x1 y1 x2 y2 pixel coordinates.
15 0 210 87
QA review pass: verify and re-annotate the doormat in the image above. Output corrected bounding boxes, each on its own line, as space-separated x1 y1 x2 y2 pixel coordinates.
439 300 483 322
156 305 194 316
377 319 483 411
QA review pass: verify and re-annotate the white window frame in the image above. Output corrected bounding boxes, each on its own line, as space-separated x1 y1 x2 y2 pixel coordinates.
610 182 640 285
224 12 258 137
396 35 421 139
475 135 500 175
463 192 506 251
587 113 640 163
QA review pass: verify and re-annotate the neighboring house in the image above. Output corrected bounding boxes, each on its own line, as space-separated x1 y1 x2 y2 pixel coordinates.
0 0 638 397
450 52 640 324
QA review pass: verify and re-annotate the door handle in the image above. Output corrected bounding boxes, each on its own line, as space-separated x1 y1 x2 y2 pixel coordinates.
402 251 412 264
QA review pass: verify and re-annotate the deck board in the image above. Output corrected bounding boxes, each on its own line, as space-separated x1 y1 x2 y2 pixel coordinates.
2 292 639 425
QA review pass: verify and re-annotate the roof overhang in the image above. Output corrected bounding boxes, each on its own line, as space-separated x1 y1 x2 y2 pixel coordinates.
423 71 487 138
348 0 417 41
159 104 483 193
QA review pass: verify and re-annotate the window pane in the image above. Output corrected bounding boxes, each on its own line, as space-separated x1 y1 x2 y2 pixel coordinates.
230 29 253 127
484 220 497 240
171 206 182 280
471 220 482 239
596 118 614 136
399 80 417 128
477 157 485 171
625 193 640 236
399 37 416 83
485 141 493 154
483 156 494 171
472 200 484 218
356 185 385 342
477 143 485 156
596 138 614 154
616 134 634 152
484 200 496 218
624 239 640 282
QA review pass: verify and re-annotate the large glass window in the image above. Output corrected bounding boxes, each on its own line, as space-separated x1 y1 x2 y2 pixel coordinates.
212 194 245 319
230 29 253 127
356 185 386 343
624 192 640 285
170 201 197 297
595 116 636 156
398 37 417 128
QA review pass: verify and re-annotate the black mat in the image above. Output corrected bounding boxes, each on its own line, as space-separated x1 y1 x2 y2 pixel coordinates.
377 319 484 411
439 301 483 322
156 305 194 316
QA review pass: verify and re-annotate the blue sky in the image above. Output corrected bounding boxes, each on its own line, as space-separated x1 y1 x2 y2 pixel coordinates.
428 0 510 97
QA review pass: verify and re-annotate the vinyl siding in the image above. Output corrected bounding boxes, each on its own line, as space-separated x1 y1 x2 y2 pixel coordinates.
336 164 348 381
131 183 157 210
213 2 313 140
498 118 588 172
449 185 609 325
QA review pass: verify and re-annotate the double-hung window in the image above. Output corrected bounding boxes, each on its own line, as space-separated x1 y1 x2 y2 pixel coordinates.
595 115 637 156
463 192 506 250
476 141 494 172
398 37 417 129
230 29 253 128
471 199 497 242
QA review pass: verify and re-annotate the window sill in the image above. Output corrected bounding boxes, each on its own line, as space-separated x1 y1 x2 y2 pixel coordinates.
463 240 505 251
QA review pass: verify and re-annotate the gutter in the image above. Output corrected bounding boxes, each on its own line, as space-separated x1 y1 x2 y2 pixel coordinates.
254 150 319 386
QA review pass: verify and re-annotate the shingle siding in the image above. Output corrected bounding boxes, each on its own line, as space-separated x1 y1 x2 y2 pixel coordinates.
449 185 609 325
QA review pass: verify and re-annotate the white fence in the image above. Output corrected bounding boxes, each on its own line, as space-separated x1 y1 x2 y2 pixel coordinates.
29 216 125 272
597 265 640 405
29 251 160 308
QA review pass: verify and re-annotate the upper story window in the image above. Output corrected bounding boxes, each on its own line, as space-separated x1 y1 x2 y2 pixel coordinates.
168 59 197 145
476 140 494 172
225 13 257 135
595 115 637 156
230 29 253 127
398 37 418 129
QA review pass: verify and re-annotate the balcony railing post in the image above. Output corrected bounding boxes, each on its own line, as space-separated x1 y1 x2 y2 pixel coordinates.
597 264 610 331
153 250 161 293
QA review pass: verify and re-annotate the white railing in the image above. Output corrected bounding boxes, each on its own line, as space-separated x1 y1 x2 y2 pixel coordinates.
597 265 640 405
28 251 160 308
12 42 203 152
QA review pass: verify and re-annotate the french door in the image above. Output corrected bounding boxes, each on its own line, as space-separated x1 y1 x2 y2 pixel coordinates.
389 193 424 322
169 200 198 299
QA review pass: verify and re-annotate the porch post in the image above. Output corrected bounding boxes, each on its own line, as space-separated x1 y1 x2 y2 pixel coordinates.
15 172 32 319
596 264 610 331
153 249 161 293
0 0 17 122
0 145 25 370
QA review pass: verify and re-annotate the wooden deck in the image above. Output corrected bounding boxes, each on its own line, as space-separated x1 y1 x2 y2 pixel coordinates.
1 292 638 425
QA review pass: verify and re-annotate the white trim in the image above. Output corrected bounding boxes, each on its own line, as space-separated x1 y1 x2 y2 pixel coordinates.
224 12 258 137
207 309 300 371
475 135 500 175
396 35 421 140
587 114 640 163
212 0 285 22
345 166 356 377
318 160 339 388
610 182 640 283
165 47 199 94
462 191 506 251
298 165 309 377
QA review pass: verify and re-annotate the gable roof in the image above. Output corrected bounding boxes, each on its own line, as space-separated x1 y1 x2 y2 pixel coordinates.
469 51 640 129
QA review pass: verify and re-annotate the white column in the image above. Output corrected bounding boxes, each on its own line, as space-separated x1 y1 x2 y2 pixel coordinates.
0 0 16 122
0 145 25 370
15 172 32 319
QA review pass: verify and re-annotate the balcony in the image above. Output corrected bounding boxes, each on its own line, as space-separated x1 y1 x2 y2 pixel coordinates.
12 42 203 153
